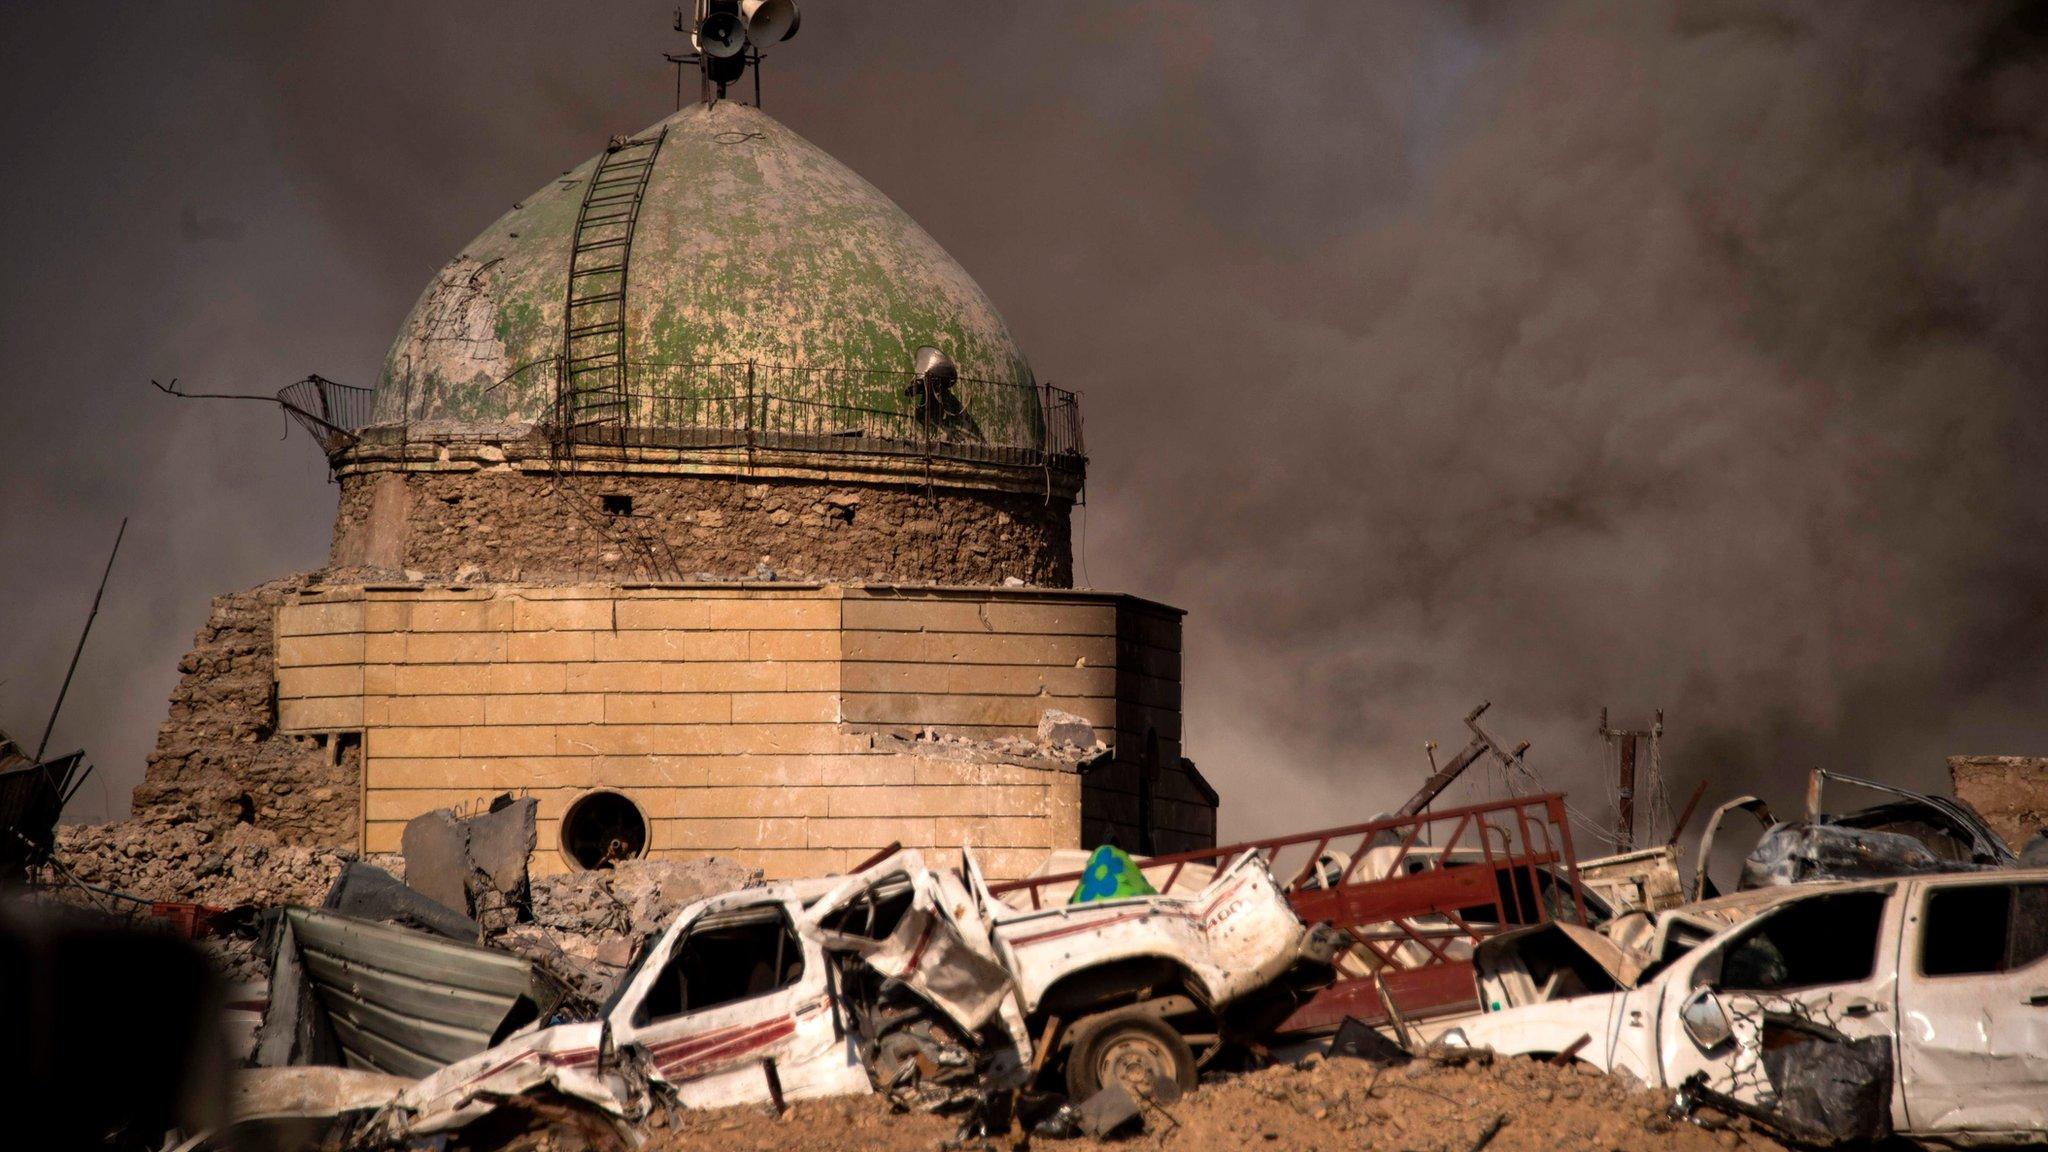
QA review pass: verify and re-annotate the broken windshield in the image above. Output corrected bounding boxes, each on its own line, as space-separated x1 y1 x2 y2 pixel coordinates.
1693 889 1889 994
633 904 804 1025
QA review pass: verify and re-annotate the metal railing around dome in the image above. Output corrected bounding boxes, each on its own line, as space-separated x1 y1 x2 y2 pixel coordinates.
276 376 374 447
283 361 1085 476
562 361 1085 473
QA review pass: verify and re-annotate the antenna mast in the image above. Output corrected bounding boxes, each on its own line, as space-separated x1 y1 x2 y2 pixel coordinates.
35 518 127 763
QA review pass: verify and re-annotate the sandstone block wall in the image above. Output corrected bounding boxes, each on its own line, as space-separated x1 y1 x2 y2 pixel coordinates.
273 583 1204 878
330 469 1072 587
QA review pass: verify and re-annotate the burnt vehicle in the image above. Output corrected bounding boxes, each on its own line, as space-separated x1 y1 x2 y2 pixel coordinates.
1733 771 2016 891
363 844 1338 1140
1447 870 2048 1146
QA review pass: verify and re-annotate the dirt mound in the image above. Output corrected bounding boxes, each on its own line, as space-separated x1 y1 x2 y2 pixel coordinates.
642 1053 1783 1152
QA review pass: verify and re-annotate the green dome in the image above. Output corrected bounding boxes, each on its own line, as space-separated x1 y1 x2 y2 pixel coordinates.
371 102 1035 435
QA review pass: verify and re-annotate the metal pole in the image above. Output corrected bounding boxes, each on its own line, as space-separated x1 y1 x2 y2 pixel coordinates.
35 518 127 763
1617 731 1638 853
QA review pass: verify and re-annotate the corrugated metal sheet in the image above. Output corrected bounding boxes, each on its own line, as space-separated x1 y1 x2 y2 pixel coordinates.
286 908 553 1078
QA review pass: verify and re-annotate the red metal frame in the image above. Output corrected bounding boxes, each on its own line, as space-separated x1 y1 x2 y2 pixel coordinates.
988 793 1586 1033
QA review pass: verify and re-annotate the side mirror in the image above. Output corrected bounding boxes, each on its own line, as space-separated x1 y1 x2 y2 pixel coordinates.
1679 985 1734 1051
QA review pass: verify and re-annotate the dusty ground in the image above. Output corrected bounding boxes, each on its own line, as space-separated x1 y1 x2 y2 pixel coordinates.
639 1054 1785 1152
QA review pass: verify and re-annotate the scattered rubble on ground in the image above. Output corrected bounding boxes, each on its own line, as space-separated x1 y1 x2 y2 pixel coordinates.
637 1052 1785 1152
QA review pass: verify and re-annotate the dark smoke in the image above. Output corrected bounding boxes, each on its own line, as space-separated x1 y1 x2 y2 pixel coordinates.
3 2 2044 850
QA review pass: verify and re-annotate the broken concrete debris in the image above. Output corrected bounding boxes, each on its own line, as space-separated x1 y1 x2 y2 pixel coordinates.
323 858 481 942
1949 755 2048 854
399 793 538 932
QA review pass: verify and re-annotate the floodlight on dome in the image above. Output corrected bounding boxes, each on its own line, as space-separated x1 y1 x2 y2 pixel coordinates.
912 345 958 388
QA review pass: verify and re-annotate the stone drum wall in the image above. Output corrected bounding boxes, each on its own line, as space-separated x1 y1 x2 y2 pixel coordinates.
271 583 1207 878
330 468 1073 587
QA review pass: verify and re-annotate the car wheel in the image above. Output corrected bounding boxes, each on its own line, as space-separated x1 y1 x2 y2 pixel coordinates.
1063 1008 1197 1100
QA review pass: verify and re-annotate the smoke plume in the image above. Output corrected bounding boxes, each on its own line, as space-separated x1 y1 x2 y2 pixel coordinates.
2 2 2044 849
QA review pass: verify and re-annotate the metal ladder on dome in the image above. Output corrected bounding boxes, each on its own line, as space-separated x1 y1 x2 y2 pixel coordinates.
558 128 667 451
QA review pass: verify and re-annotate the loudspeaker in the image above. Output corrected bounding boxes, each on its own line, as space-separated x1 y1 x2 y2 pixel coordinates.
741 0 801 45
696 10 747 58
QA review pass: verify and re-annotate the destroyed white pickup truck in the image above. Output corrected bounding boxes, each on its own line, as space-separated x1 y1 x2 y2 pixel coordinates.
368 846 1338 1140
1441 869 2048 1146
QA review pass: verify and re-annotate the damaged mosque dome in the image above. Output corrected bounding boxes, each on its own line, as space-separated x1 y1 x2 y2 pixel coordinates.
133 93 1217 877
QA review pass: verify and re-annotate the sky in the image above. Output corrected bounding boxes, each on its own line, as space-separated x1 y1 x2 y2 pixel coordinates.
3 1 2045 851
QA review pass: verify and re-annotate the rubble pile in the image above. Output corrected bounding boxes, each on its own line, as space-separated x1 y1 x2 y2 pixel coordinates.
502 856 762 998
531 856 762 941
51 819 367 980
53 819 359 908
641 1053 1787 1152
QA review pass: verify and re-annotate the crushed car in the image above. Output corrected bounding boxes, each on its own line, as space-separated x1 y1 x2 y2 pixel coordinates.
361 844 1339 1141
1442 868 2048 1146
1714 771 2018 893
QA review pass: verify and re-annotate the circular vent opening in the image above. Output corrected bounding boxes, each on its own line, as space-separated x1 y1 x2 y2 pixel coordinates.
561 790 649 870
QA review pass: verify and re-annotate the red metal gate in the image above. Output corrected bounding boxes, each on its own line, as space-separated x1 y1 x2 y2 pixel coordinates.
988 793 1587 1032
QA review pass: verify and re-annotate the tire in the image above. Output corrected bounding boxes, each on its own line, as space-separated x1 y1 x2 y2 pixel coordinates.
1062 1008 1198 1100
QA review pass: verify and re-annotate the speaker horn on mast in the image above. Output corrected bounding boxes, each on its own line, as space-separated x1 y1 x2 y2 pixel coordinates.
741 0 800 45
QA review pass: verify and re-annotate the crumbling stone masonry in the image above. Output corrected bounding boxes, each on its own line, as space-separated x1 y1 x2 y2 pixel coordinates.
131 575 361 846
330 467 1071 587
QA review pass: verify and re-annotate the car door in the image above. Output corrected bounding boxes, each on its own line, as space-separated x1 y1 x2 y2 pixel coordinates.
1895 875 2048 1139
1655 885 1903 1129
806 853 1015 1037
609 896 851 1107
